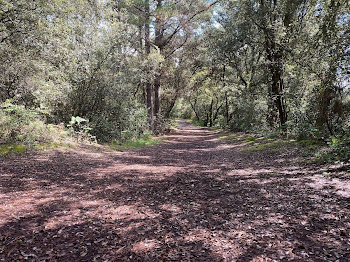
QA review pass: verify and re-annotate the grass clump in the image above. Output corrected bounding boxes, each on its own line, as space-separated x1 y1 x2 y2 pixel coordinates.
110 136 161 151
245 136 264 143
0 144 27 156
219 133 237 141
246 137 258 142
242 140 295 152
297 138 322 148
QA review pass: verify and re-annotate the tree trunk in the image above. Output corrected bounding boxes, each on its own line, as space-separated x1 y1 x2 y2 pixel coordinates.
138 24 147 104
190 100 200 122
271 66 287 126
153 0 163 117
213 102 224 125
164 93 178 118
209 99 214 127
145 0 154 132
261 0 287 127
222 66 230 126
154 74 161 116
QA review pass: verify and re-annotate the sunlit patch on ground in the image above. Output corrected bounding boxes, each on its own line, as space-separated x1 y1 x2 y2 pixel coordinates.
0 120 349 261
132 239 161 253
307 175 350 198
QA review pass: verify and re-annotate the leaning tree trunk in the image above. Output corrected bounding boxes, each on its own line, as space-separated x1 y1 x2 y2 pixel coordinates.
164 93 178 118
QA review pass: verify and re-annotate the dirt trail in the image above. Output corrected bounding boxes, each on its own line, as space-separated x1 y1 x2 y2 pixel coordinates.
0 120 349 261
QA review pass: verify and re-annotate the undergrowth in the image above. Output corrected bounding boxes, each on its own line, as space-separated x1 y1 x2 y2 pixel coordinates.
0 101 167 156
110 136 161 151
218 129 350 163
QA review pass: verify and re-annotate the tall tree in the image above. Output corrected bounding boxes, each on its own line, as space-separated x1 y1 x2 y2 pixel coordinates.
151 0 217 117
144 0 154 131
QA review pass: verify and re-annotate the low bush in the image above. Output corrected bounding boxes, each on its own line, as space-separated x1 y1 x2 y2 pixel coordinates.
67 116 96 143
0 101 55 145
326 136 350 162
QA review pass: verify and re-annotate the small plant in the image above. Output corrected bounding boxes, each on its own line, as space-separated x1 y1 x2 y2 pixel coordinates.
67 116 96 143
246 137 258 142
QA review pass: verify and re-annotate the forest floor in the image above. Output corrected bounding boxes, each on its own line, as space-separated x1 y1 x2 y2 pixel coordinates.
0 120 349 261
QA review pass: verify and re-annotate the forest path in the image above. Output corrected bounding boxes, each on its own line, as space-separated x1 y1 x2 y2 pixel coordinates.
1 120 349 261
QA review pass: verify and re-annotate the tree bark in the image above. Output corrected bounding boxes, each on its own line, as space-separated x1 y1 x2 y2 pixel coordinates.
145 0 154 131
222 66 230 126
213 102 224 125
269 56 287 126
164 93 178 118
209 99 214 127
154 73 161 116
260 0 287 127
190 99 200 122
153 0 163 117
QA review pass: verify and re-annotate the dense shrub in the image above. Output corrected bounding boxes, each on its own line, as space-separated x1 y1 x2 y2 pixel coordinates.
328 136 350 161
0 101 54 144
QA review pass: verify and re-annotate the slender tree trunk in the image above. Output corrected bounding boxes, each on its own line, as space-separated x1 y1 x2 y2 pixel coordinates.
209 99 214 127
213 103 224 124
204 113 209 127
145 0 154 131
154 74 161 116
153 0 163 117
138 24 147 104
222 66 230 126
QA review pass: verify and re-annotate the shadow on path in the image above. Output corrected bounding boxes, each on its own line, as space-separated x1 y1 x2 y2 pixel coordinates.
0 120 349 261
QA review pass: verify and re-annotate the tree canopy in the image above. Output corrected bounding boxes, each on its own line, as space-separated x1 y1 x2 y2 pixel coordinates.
0 0 349 152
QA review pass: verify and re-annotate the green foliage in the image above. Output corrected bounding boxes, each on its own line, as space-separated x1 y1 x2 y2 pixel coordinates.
154 114 172 135
285 120 322 139
67 116 96 143
180 0 349 164
326 136 350 161
246 137 258 143
0 101 53 145
1 0 348 160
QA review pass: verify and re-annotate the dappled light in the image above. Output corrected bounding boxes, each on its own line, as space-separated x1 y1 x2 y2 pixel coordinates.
1 121 349 261
0 0 349 260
